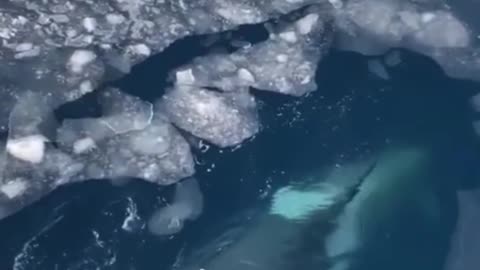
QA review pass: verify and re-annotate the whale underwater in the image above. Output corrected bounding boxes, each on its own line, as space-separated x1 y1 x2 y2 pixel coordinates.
167 140 460 270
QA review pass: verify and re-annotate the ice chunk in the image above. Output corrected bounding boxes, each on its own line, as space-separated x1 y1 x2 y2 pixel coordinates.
68 50 97 74
470 93 480 112
367 59 390 80
161 86 259 147
148 178 203 236
0 179 28 199
6 135 47 164
170 10 332 96
57 88 153 151
72 137 97 154
8 91 55 138
384 50 402 67
296 13 320 35
412 11 470 48
98 88 153 133
176 69 196 85
332 0 480 80
82 17 97 32
77 116 195 185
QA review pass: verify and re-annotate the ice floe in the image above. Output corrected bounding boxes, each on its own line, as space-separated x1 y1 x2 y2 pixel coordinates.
161 85 259 147
170 9 333 96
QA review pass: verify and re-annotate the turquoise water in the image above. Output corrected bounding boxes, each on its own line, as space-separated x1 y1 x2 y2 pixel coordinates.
0 48 479 270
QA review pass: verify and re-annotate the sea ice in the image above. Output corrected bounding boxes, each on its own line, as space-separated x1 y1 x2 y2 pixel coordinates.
161 85 259 147
170 9 333 96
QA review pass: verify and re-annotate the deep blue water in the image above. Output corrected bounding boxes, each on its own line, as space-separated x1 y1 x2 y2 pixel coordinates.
1 43 480 270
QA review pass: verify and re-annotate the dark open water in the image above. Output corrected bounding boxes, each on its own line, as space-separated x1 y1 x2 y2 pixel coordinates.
0 40 479 270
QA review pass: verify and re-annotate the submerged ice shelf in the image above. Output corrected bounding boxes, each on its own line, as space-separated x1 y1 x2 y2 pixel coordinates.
1 0 480 229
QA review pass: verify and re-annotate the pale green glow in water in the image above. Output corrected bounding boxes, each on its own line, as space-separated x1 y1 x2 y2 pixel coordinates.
269 183 341 221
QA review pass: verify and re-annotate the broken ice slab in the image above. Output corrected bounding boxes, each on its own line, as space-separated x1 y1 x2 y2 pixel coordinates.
7 91 58 138
0 0 331 135
171 8 333 96
0 145 84 220
3 0 330 80
160 85 260 147
0 114 195 220
56 88 153 151
73 115 195 186
332 0 480 81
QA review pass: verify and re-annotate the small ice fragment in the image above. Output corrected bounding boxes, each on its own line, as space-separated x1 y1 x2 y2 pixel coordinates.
106 13 125 24
237 68 255 83
131 44 151 56
421 12 436 23
68 50 97 73
367 59 390 80
175 69 196 84
15 43 33 52
296 14 319 35
6 135 47 164
82 17 97 32
279 31 298 43
73 137 96 154
276 54 288 63
148 178 203 235
0 179 28 199
79 80 93 95
384 50 402 67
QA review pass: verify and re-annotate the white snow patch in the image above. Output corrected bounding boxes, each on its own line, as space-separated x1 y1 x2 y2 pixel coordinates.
68 50 97 73
6 135 47 164
0 179 28 199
